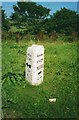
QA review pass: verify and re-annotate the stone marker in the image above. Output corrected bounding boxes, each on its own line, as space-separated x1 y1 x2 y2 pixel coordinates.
26 44 44 85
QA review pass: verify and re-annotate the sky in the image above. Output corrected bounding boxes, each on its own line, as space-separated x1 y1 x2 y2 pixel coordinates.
1 1 78 17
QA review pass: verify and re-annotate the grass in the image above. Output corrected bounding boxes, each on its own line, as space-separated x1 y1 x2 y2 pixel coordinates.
2 40 77 118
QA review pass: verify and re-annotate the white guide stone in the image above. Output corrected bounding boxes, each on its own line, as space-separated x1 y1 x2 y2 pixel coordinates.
26 44 44 86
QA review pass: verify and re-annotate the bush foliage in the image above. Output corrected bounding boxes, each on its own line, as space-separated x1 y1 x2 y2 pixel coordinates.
1 2 79 42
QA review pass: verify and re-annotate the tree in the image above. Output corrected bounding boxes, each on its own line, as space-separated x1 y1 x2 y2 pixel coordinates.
10 2 50 34
1 7 10 31
11 2 50 20
43 16 55 35
52 8 77 35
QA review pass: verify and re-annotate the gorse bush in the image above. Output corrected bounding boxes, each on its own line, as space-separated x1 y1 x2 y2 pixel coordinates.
2 31 78 43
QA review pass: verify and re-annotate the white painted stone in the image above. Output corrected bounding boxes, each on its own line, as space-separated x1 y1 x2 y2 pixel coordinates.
26 44 44 86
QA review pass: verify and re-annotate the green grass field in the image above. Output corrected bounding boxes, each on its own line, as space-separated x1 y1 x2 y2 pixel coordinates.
2 40 77 118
